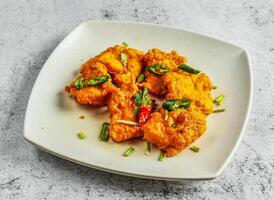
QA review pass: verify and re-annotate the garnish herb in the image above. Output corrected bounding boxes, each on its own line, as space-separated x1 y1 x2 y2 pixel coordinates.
214 94 225 105
87 75 110 86
99 122 110 141
134 88 150 106
77 131 87 140
145 141 151 156
120 53 128 66
134 88 151 126
147 64 169 75
137 73 146 82
213 109 226 113
178 64 201 74
122 41 129 47
74 77 85 89
123 147 135 157
213 85 217 89
171 123 177 128
162 99 191 111
158 151 165 161
189 146 200 153
134 106 140 116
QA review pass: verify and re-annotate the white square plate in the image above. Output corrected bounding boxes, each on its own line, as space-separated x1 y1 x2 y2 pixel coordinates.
24 21 252 180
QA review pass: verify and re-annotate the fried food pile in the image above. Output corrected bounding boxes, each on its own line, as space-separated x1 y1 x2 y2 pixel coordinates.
65 45 214 157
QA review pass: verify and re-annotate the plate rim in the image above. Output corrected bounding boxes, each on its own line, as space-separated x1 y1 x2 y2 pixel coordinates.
23 20 253 181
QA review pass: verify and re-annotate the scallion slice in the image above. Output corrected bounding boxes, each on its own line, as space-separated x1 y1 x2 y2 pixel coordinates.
158 151 165 161
189 145 200 153
77 131 86 140
123 147 135 157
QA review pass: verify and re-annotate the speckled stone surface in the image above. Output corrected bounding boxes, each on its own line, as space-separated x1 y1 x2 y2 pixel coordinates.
0 0 274 199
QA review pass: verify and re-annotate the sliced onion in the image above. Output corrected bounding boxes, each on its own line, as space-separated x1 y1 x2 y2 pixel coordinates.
164 110 169 121
116 120 140 126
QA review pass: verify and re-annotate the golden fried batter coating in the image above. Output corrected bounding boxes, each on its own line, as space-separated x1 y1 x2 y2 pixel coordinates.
66 62 115 106
142 112 169 149
144 49 187 68
142 72 166 96
81 45 144 93
112 70 138 94
124 47 144 77
143 49 187 96
82 45 125 74
143 105 207 157
163 70 214 114
65 45 215 157
108 89 143 142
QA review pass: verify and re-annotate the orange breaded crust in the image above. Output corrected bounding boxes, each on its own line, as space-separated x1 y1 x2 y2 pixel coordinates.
66 62 115 106
108 89 143 142
81 45 144 93
143 48 187 96
143 105 207 157
143 48 187 68
163 70 214 114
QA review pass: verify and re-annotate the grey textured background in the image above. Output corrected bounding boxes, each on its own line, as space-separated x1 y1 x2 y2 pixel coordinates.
0 0 274 199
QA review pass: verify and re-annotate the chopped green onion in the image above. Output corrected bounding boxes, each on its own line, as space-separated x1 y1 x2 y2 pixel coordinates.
214 94 225 105
158 151 165 161
178 64 201 74
74 77 85 89
137 73 146 82
134 88 150 106
99 122 110 141
213 109 226 113
122 41 129 47
147 64 169 75
123 147 135 157
145 141 151 156
120 53 128 66
171 123 177 128
87 75 110 86
213 85 217 89
189 145 200 153
162 99 191 111
77 131 87 140
164 110 169 121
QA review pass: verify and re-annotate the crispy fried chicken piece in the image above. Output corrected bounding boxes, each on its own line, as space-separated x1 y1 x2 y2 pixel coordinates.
143 106 207 157
143 49 187 96
65 62 115 106
163 70 214 114
81 45 125 74
66 45 144 105
81 45 144 93
108 89 143 142
112 70 138 94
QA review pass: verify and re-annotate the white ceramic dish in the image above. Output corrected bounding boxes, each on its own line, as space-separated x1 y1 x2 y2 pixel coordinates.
24 21 252 180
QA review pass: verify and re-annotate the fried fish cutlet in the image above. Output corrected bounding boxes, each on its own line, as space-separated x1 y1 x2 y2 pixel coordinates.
108 89 143 142
163 70 214 114
142 49 187 96
143 105 207 157
65 62 115 106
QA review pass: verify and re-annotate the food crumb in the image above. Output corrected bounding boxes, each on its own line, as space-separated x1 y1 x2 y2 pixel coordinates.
79 115 85 119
